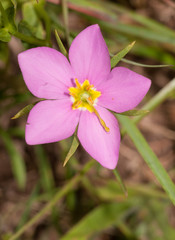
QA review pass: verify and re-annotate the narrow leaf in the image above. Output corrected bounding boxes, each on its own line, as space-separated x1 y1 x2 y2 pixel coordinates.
55 29 68 57
119 109 149 116
11 103 34 119
63 135 79 167
11 99 45 119
111 41 135 68
117 114 175 205
0 128 26 189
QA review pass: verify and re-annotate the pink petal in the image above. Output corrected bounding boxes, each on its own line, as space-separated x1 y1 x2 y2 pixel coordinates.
78 106 120 169
69 24 111 87
18 47 74 99
26 99 80 145
98 67 151 113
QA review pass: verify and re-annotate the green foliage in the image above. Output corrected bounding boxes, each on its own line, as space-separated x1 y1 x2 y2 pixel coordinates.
117 114 175 205
63 135 79 167
61 202 131 240
0 28 11 42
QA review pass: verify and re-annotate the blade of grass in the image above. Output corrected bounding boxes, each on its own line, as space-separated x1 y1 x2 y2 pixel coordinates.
0 128 26 189
116 114 175 205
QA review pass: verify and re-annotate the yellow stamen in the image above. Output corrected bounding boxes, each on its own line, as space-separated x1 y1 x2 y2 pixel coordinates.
75 78 81 89
68 78 110 132
94 108 110 132
88 96 93 104
86 98 110 132
72 100 82 109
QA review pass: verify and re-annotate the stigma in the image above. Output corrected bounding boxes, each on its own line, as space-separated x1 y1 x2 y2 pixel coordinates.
68 78 110 132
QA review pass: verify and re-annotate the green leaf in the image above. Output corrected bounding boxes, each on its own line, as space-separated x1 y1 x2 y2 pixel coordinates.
110 41 135 68
63 135 79 167
119 109 149 116
11 103 35 119
22 2 44 39
11 99 45 119
0 128 26 189
18 20 35 37
61 202 131 240
0 28 11 42
55 29 68 57
116 114 175 205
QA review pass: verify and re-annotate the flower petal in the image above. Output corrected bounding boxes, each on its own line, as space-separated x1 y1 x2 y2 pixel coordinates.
98 67 151 113
69 24 111 87
78 106 120 169
18 47 74 99
26 99 80 145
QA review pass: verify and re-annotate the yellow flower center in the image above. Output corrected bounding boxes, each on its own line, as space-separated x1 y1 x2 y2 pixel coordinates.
68 78 110 132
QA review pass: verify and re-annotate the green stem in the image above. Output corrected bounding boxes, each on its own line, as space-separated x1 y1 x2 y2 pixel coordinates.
34 4 52 46
113 169 128 197
13 31 48 46
62 0 70 47
9 160 95 240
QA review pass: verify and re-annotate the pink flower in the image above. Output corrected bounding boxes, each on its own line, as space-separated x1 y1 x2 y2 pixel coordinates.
18 24 151 169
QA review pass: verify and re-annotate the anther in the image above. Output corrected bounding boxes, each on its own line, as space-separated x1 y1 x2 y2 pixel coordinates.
88 96 93 104
75 78 81 89
73 100 82 109
86 99 110 132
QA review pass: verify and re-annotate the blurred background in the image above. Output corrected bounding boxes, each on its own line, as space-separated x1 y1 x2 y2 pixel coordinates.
0 0 175 239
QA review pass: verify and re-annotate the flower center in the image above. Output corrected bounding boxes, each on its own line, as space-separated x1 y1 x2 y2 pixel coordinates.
68 78 110 132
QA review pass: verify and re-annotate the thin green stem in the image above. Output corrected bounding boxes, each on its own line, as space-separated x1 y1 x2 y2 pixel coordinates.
62 0 70 47
9 160 95 240
113 169 128 197
13 31 48 46
34 4 52 46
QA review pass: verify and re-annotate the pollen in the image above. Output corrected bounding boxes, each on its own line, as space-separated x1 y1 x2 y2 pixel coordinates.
69 78 110 132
